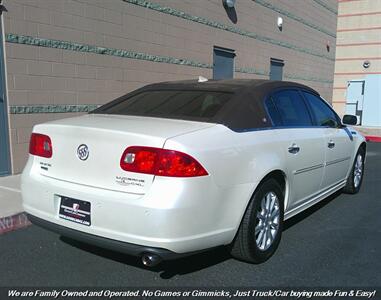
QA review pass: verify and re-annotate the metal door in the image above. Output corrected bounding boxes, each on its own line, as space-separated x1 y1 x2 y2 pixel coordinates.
0 17 11 176
345 80 364 125
362 75 381 127
213 46 235 80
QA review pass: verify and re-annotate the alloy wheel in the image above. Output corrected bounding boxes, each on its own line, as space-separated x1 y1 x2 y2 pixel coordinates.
255 192 280 251
354 154 363 188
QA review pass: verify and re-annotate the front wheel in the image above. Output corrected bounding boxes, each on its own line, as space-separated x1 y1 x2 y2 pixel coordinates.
230 178 284 263
343 148 365 194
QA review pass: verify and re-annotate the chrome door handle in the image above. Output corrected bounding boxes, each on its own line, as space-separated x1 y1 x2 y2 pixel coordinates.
328 140 335 149
288 143 300 154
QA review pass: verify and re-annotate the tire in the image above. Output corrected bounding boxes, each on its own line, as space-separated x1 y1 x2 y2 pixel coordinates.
230 178 284 264
343 147 365 194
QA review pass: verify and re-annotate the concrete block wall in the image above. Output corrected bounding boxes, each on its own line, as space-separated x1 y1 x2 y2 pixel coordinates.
3 0 337 173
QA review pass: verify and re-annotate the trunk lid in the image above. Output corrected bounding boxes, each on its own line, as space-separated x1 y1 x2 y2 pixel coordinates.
32 114 214 194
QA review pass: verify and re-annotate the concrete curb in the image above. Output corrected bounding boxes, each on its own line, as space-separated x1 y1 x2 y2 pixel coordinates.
355 126 381 139
365 136 381 143
0 175 25 234
0 212 31 235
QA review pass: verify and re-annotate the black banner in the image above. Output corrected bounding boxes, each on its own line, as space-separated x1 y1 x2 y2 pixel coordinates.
0 287 379 300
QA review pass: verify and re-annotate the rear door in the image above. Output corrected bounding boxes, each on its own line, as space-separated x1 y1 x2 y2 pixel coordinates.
267 89 325 209
302 91 354 188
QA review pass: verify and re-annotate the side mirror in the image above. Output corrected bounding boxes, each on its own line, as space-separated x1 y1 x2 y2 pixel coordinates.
342 114 357 125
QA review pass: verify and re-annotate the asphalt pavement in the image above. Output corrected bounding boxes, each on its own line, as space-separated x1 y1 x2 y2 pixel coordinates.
0 144 380 288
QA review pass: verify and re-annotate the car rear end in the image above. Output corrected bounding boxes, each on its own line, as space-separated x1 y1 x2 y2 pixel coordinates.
21 88 242 263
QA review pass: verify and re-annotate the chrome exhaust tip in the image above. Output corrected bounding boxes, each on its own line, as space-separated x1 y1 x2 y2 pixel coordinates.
141 253 162 267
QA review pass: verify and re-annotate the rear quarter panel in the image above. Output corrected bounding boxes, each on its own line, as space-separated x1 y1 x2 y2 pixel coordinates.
164 125 288 232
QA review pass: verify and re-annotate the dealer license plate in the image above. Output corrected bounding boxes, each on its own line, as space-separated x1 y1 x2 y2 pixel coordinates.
59 196 91 226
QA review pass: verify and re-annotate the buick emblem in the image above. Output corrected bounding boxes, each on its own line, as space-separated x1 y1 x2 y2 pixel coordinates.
77 144 89 161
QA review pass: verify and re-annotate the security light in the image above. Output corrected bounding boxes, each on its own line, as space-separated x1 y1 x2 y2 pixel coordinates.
223 0 236 8
277 17 283 29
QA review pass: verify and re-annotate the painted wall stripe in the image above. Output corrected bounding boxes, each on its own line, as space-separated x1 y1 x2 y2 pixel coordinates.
336 57 381 61
5 33 263 76
338 11 381 17
9 104 99 114
235 68 334 84
284 74 333 84
337 42 381 47
5 33 333 86
9 73 334 115
5 33 213 69
122 0 334 62
312 0 338 15
335 72 381 75
235 67 269 77
337 26 381 32
252 0 336 37
10 72 335 114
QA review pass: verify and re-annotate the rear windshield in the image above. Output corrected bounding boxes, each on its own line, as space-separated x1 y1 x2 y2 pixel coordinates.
93 90 232 120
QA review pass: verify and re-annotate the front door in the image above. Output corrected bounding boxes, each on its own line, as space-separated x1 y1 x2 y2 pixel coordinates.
0 19 11 176
302 91 354 189
323 128 353 187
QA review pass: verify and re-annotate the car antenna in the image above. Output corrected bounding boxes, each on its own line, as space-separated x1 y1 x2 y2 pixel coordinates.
198 76 208 82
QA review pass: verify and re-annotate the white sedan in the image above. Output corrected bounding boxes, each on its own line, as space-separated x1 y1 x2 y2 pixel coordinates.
22 79 366 266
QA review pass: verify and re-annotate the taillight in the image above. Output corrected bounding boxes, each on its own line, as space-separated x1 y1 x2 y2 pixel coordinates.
29 133 53 158
120 146 208 177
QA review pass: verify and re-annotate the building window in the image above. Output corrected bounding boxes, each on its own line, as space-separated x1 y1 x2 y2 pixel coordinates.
270 58 284 81
213 46 235 80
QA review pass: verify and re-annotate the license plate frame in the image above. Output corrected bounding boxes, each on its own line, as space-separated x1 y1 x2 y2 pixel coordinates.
59 196 91 226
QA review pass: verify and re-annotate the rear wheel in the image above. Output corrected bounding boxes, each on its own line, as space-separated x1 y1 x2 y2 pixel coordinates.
343 148 365 194
230 178 284 263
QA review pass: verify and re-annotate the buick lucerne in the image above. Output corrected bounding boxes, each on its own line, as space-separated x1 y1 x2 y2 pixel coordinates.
22 79 366 266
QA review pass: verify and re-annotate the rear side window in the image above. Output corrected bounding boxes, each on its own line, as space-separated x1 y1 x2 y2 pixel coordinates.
302 92 339 128
94 90 232 120
272 90 312 126
265 97 282 126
